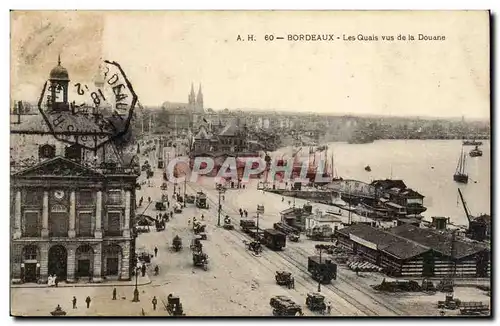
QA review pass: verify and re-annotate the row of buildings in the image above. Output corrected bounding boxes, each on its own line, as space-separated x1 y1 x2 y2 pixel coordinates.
10 59 139 284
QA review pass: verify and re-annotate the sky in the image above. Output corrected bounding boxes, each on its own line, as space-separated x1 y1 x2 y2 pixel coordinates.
11 11 490 119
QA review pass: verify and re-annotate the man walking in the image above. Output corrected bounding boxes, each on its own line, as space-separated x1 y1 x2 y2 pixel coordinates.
72 296 77 309
154 246 158 257
112 288 117 300
85 296 91 309
152 296 158 310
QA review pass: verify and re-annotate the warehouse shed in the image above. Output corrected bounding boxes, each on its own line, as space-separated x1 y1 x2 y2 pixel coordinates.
389 224 490 278
335 223 490 278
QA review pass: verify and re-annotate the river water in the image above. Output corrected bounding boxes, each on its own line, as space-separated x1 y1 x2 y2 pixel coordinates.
272 140 491 225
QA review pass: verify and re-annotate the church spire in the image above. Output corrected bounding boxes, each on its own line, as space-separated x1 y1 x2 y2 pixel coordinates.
188 82 196 106
196 83 204 111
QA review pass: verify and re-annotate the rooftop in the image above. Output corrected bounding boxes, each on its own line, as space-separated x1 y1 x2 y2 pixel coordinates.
337 223 430 260
389 224 488 259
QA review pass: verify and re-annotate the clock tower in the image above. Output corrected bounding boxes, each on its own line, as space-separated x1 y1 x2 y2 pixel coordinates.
49 55 70 112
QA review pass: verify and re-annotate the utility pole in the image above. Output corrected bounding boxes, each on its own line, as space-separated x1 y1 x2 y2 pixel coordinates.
217 188 225 227
317 245 323 292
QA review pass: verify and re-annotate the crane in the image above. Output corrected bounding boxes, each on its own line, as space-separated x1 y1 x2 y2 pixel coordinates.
457 188 473 227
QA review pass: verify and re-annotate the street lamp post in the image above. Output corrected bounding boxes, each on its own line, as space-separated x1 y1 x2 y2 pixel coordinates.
183 176 187 208
315 244 332 293
132 266 140 302
217 188 225 227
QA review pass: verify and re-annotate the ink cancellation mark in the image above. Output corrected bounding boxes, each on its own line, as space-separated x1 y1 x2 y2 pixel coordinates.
38 60 138 150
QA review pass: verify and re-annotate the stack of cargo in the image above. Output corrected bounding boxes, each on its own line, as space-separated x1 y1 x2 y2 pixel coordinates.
348 260 383 273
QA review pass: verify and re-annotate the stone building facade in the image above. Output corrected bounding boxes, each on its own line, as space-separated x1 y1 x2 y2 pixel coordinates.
10 59 139 284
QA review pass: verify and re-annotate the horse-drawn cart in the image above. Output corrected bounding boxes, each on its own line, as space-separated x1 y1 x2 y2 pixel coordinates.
185 195 195 204
190 236 203 251
243 240 263 255
192 251 209 271
172 235 182 252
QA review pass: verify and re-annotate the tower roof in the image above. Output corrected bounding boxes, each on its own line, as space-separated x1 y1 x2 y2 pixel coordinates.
49 55 69 81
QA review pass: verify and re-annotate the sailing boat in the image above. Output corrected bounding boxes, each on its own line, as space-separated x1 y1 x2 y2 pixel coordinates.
453 148 468 184
331 151 343 181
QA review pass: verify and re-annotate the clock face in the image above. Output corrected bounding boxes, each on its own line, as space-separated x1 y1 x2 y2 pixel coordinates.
54 190 65 200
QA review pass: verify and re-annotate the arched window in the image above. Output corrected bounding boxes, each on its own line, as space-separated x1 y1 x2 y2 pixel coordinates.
38 144 56 159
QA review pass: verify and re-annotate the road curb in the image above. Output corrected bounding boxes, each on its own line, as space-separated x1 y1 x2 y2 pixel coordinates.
11 277 152 289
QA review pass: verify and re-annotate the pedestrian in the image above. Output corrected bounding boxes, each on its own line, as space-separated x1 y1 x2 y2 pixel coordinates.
201 214 204 221
244 210 248 218
282 197 284 202
154 265 159 276
148 196 151 203
188 219 191 226
112 288 117 300
154 246 158 257
222 195 225 201
152 296 158 310
355 267 360 276
54 275 59 287
72 296 77 309
288 200 291 206
170 211 173 218
167 201 170 208
326 302 331 315
240 211 243 218
141 264 146 277
85 296 91 309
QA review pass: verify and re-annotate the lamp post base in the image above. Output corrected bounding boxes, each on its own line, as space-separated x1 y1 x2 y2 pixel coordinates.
132 289 140 302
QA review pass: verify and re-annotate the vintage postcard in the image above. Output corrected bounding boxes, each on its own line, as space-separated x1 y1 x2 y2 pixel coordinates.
10 10 490 317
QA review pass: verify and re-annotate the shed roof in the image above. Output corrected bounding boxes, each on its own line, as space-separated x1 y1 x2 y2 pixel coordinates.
389 224 488 259
337 223 430 260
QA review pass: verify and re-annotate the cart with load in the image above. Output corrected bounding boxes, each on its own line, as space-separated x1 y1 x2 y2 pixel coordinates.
269 296 302 316
195 191 209 209
275 271 293 288
243 239 263 254
166 294 185 316
155 201 166 211
223 216 234 230
305 292 326 313
155 220 165 231
173 202 183 213
459 302 489 315
185 195 195 204
137 252 153 264
308 256 337 284
193 222 207 234
172 235 182 252
190 235 203 251
192 250 209 271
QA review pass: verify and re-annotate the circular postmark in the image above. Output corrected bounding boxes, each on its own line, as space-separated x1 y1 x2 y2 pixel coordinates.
38 60 138 150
